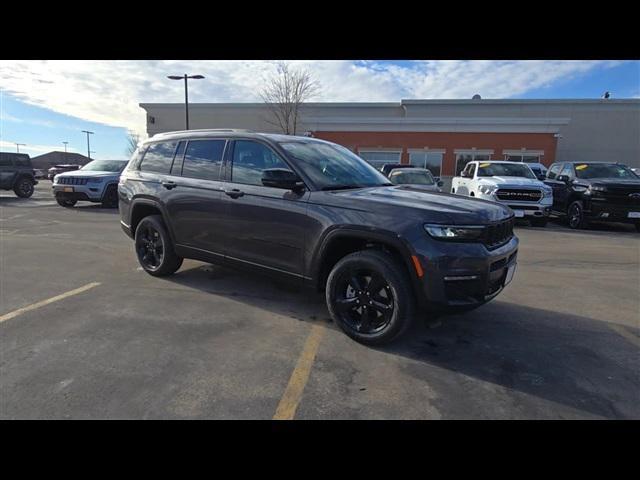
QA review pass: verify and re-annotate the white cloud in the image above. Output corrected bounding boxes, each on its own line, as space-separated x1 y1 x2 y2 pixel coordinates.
0 60 624 135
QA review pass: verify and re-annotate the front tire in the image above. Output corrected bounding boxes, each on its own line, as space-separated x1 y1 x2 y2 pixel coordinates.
14 177 34 198
134 215 183 276
326 250 415 346
567 201 588 229
56 197 77 207
101 184 118 208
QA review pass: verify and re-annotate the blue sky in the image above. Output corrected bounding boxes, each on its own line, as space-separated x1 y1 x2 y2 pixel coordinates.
1 60 638 160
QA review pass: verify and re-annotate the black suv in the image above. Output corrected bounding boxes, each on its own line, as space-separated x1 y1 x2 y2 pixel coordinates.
119 131 518 345
0 152 38 198
544 162 640 231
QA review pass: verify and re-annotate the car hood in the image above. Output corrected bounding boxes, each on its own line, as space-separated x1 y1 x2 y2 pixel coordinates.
580 178 640 188
55 170 119 178
312 185 513 224
478 176 544 187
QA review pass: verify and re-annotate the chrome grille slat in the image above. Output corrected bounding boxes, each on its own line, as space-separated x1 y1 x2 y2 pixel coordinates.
496 189 542 202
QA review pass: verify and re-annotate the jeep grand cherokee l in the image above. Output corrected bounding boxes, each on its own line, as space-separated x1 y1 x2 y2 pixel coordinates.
119 130 518 345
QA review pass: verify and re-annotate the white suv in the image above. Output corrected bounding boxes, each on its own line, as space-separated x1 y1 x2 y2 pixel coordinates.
451 161 553 227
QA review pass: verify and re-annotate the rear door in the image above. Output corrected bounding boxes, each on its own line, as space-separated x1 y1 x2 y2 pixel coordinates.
218 139 309 278
163 138 227 258
0 154 15 189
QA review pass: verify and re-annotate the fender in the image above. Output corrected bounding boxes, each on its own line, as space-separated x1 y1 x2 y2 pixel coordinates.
129 197 178 245
309 225 424 303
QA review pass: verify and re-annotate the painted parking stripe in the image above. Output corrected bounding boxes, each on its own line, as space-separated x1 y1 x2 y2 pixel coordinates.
273 325 325 420
0 282 101 324
609 324 640 348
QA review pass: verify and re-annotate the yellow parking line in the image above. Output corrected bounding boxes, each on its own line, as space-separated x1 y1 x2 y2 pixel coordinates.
609 324 640 348
273 325 325 420
0 282 101 324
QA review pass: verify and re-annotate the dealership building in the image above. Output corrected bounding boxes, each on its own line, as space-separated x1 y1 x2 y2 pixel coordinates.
140 99 640 186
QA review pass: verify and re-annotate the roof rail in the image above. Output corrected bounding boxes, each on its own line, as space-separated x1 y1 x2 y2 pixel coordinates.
152 128 254 138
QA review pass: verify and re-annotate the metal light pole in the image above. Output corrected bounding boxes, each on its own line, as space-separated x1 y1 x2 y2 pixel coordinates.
81 130 94 159
63 141 68 163
167 74 205 130
16 143 26 153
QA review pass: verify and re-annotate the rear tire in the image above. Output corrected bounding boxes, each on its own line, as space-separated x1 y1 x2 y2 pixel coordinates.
56 197 77 207
567 201 588 229
101 184 118 208
14 177 34 198
134 215 183 277
530 218 548 227
326 249 415 346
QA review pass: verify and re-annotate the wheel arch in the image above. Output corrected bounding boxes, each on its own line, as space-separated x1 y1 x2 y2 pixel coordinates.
129 198 176 244
311 227 424 305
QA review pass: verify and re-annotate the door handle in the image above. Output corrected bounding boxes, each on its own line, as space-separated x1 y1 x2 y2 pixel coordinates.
162 180 177 190
224 188 244 199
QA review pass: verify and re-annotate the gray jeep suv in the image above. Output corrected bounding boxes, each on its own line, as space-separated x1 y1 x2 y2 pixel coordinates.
119 131 518 345
52 159 127 208
0 152 38 198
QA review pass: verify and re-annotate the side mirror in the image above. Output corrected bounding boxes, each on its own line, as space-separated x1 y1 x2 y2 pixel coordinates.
437 180 444 187
460 171 469 178
556 174 570 183
261 168 304 191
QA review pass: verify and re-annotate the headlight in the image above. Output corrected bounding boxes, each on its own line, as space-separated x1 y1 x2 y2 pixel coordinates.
590 185 606 192
477 184 497 195
424 224 485 241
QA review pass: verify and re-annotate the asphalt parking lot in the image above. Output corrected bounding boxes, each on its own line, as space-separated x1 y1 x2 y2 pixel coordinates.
1 181 639 419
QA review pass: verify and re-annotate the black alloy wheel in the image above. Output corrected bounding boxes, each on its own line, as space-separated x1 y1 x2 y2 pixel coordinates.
14 178 34 198
136 223 165 271
568 201 587 229
333 268 395 335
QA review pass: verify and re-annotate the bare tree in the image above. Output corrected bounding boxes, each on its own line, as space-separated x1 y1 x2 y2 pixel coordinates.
126 131 141 157
260 62 320 135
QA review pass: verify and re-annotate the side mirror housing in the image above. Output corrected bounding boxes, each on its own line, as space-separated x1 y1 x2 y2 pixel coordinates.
460 171 469 178
437 180 444 187
261 168 304 191
556 174 570 183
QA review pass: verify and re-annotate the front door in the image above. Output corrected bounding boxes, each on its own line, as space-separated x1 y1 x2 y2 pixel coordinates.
219 139 309 278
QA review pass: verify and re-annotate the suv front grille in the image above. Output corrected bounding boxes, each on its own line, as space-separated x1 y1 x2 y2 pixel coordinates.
496 189 542 202
599 188 640 205
483 218 514 249
58 177 88 185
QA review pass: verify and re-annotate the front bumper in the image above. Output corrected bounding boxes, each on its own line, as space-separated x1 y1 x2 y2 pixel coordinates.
586 200 640 223
52 183 105 202
413 235 519 309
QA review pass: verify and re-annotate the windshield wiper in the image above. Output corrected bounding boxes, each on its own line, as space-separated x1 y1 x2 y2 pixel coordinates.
321 184 365 191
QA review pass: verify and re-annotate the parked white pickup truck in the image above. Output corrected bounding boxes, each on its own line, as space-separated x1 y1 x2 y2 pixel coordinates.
451 161 553 227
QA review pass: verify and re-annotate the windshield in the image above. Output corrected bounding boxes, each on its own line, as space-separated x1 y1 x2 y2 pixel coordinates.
389 170 435 185
279 141 392 190
574 163 637 179
81 160 127 172
477 163 536 179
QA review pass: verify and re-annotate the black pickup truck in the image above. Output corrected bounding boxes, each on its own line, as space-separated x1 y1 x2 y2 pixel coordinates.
544 162 640 231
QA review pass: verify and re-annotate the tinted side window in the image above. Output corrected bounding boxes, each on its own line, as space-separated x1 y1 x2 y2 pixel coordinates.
181 140 226 181
0 155 13 167
468 163 476 177
139 142 177 174
14 156 30 167
547 164 561 179
231 140 290 186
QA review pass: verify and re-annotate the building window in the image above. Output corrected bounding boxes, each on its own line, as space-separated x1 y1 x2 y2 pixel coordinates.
454 150 493 176
409 150 444 177
357 150 401 169
503 150 544 163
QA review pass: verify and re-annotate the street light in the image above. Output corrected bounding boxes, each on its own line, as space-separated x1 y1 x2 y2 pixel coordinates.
62 141 69 163
15 143 26 153
167 74 205 130
81 130 94 159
